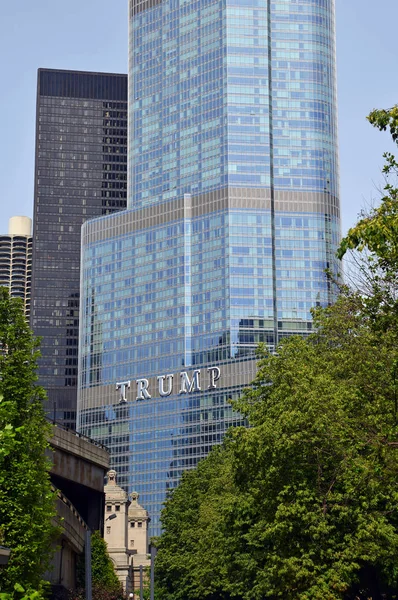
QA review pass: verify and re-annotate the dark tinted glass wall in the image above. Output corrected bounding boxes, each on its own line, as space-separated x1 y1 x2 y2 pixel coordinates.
31 69 127 428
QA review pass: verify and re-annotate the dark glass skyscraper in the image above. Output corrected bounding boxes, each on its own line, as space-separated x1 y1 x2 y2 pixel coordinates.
78 0 340 533
31 69 127 428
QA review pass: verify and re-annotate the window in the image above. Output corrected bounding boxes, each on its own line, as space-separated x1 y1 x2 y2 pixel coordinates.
138 522 143 528
130 522 135 528
115 505 120 512
106 505 112 512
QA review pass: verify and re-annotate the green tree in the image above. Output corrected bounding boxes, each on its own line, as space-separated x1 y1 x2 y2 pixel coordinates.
338 106 398 335
156 294 398 599
0 288 58 596
0 583 42 600
74 530 124 600
338 105 398 269
156 447 239 600
155 106 398 599
91 530 123 594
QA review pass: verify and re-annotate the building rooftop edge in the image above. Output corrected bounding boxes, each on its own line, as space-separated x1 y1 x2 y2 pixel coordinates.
37 67 128 78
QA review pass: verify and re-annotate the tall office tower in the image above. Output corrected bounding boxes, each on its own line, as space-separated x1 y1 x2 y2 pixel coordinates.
78 0 340 532
0 216 32 318
31 69 127 428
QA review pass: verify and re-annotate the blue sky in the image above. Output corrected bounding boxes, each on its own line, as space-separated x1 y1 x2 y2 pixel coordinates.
0 0 397 235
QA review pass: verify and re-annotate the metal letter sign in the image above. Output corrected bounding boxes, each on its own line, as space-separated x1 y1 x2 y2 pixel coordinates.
179 370 201 394
116 367 221 402
157 374 174 397
136 378 152 400
116 380 131 403
207 366 221 389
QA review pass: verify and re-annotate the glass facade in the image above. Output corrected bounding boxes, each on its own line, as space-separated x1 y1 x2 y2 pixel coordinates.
31 69 127 428
78 0 340 533
129 0 338 204
127 0 340 333
79 201 252 531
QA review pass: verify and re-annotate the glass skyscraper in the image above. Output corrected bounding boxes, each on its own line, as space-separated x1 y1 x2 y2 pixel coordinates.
31 69 127 428
78 0 340 534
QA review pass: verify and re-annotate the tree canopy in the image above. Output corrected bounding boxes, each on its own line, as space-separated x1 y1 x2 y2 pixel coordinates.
156 296 398 599
91 530 123 595
74 530 124 600
0 289 58 596
338 105 398 270
155 110 398 599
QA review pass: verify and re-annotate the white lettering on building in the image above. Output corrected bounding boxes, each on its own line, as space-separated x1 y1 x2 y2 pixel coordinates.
157 374 174 397
116 380 131 403
207 366 221 389
115 367 221 402
136 378 151 400
179 370 201 394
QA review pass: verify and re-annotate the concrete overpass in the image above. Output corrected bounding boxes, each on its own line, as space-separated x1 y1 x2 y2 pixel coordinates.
49 424 109 530
46 423 110 594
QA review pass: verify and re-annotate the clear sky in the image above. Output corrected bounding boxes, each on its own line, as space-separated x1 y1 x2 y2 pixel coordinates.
0 0 397 235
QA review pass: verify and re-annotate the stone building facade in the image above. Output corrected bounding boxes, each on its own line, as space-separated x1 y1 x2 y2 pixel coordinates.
104 470 150 593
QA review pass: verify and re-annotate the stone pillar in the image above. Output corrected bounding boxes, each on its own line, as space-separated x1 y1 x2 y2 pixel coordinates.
128 492 151 592
104 470 132 592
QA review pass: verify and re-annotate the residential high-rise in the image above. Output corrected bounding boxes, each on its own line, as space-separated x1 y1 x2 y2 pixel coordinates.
0 216 32 318
78 0 340 533
31 69 127 428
